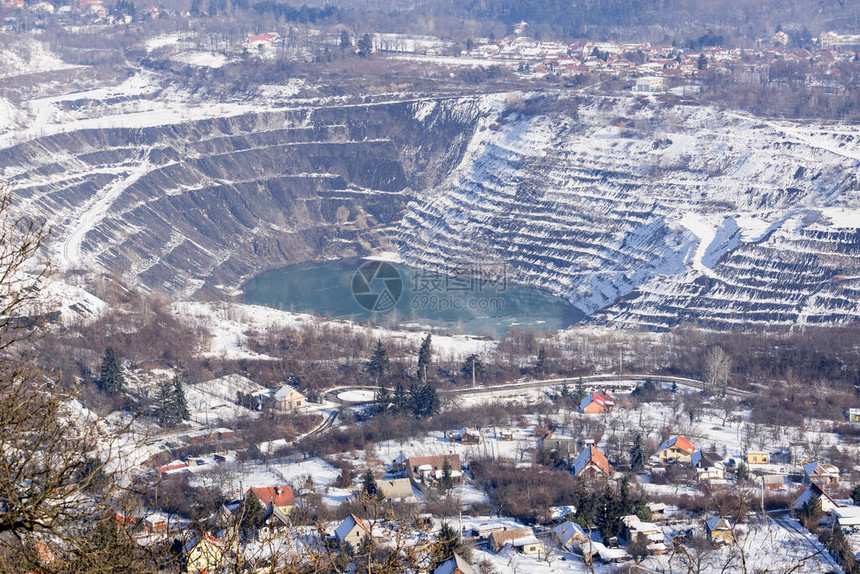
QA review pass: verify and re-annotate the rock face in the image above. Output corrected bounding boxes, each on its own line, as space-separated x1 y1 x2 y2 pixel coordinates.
397 95 860 330
2 97 483 296
4 90 860 330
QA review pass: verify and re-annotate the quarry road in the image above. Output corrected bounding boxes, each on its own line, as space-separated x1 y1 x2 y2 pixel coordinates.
60 152 152 269
322 373 754 406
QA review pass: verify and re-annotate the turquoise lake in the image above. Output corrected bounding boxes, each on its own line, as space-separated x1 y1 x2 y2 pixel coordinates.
241 258 582 338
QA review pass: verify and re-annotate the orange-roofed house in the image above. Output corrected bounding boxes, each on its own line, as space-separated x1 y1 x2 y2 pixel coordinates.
656 436 696 464
183 534 226 574
250 485 294 514
580 390 615 414
573 445 613 478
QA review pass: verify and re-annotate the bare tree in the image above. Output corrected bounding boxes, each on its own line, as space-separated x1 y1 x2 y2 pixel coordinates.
703 346 731 396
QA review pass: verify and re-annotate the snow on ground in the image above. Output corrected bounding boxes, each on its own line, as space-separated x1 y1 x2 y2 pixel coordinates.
258 79 305 99
173 300 496 362
337 389 375 402
193 374 271 402
170 51 230 68
0 37 76 79
189 457 340 497
184 383 257 426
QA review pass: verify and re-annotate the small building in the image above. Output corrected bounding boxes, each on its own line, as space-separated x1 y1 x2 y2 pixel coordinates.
183 534 226 574
553 520 588 550
578 539 630 563
763 475 788 491
747 452 769 465
471 522 507 539
335 514 371 547
274 386 306 411
378 478 414 501
144 512 170 532
705 517 734 545
488 527 543 555
656 436 696 464
691 450 725 481
572 445 613 479
448 427 481 444
634 76 667 93
541 437 578 466
794 482 841 514
405 454 462 485
646 502 668 521
250 485 294 514
580 390 615 414
803 462 840 488
831 506 860 530
621 515 668 554
433 554 475 574
847 408 860 423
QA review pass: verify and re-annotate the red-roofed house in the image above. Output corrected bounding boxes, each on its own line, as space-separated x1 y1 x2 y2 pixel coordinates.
250 485 294 514
573 445 613 478
656 436 696 463
580 390 615 414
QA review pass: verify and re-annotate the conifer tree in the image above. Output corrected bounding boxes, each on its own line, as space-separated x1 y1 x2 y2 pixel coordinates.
439 457 454 492
630 434 645 471
97 347 125 396
361 468 379 499
157 381 173 427
393 381 408 414
171 377 189 421
241 490 267 535
367 338 389 381
459 354 484 382
417 334 432 382
432 522 467 567
534 346 547 374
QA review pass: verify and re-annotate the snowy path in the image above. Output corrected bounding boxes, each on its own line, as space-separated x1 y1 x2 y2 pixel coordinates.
60 153 151 269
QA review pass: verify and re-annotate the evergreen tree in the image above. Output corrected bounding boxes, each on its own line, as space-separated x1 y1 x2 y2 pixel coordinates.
574 376 586 402
432 522 467 568
339 30 350 50
459 354 484 382
534 346 547 374
97 347 125 397
595 485 623 540
410 383 439 419
417 334 432 382
367 339 389 381
736 461 749 481
852 484 860 506
618 476 633 515
393 381 408 414
630 434 645 471
373 385 391 413
361 468 379 499
172 377 189 421
559 381 571 398
157 381 173 427
241 490 267 536
357 33 373 57
439 457 454 492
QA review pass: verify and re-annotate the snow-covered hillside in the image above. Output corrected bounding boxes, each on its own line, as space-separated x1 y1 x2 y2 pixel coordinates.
398 95 860 330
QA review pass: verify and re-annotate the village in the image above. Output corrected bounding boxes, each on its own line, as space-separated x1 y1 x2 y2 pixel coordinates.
102 359 860 573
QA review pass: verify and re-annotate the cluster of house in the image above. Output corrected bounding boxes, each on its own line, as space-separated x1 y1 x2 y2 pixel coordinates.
0 0 165 24
459 31 860 91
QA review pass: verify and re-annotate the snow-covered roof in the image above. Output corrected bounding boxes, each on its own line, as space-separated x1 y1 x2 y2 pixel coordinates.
335 514 369 541
705 517 733 531
553 520 587 545
803 462 840 478
832 506 860 526
275 385 305 402
657 435 695 455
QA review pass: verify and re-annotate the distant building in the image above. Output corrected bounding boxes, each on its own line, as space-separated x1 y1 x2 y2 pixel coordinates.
580 390 615 414
793 482 841 513
621 515 668 554
747 452 769 465
705 517 734 544
377 478 414 501
633 76 667 93
335 514 372 546
831 506 860 530
847 408 860 423
552 520 588 550
183 534 226 574
573 445 613 478
656 436 696 464
406 454 462 485
250 485 294 514
433 554 475 574
803 462 840 488
488 527 543 555
820 31 860 51
691 450 724 481
274 386 306 411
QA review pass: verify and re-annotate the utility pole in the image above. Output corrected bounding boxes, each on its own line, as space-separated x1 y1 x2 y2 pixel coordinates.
472 360 476 388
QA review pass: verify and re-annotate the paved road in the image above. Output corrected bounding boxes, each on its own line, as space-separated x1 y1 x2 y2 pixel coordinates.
322 373 753 405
